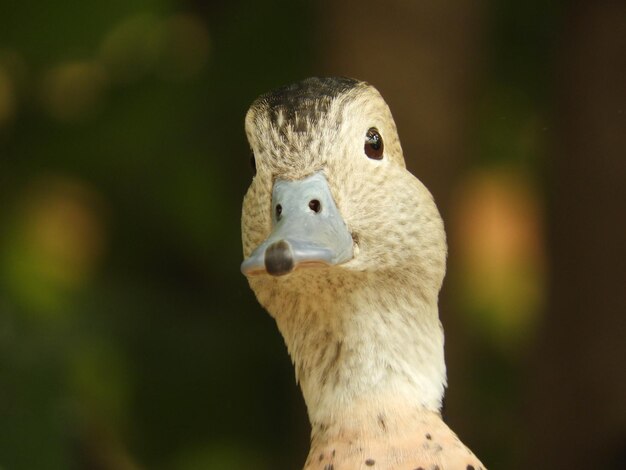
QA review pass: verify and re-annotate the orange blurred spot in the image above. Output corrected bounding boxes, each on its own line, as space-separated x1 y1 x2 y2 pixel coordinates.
2 175 108 316
22 178 106 284
450 169 545 349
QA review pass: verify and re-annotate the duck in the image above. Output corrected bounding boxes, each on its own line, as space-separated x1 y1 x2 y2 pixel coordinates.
240 77 486 470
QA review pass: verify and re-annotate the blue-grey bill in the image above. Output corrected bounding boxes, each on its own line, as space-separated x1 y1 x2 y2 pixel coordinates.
241 172 353 277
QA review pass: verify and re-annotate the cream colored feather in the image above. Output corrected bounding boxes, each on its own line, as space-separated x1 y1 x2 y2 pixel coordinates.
241 77 486 470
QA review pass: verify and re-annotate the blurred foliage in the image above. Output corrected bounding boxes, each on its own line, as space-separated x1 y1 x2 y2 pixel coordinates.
1 0 313 468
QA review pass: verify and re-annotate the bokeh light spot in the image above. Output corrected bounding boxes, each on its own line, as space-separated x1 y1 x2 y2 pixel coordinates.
157 14 211 81
2 175 108 317
41 61 107 121
100 14 162 84
451 169 545 350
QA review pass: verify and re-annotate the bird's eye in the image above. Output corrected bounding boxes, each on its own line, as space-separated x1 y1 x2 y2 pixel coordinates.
250 152 257 176
364 128 384 160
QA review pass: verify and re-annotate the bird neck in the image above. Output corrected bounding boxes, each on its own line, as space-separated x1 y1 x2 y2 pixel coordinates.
267 271 447 439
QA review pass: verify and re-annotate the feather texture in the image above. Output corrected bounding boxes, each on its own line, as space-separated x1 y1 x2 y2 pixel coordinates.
241 77 486 469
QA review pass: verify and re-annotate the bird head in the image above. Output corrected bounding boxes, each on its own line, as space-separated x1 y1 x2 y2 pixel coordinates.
241 77 446 304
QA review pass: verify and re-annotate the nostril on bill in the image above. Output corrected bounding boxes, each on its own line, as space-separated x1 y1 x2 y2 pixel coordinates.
265 240 294 276
308 199 321 213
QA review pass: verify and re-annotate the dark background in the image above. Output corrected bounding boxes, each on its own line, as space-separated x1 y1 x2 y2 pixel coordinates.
0 1 624 469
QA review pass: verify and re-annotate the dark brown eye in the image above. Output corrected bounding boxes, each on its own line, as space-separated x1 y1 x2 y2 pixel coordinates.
250 152 257 175
364 127 383 160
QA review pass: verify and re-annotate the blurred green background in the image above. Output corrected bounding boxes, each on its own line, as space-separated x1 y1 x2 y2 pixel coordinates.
0 1 624 469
